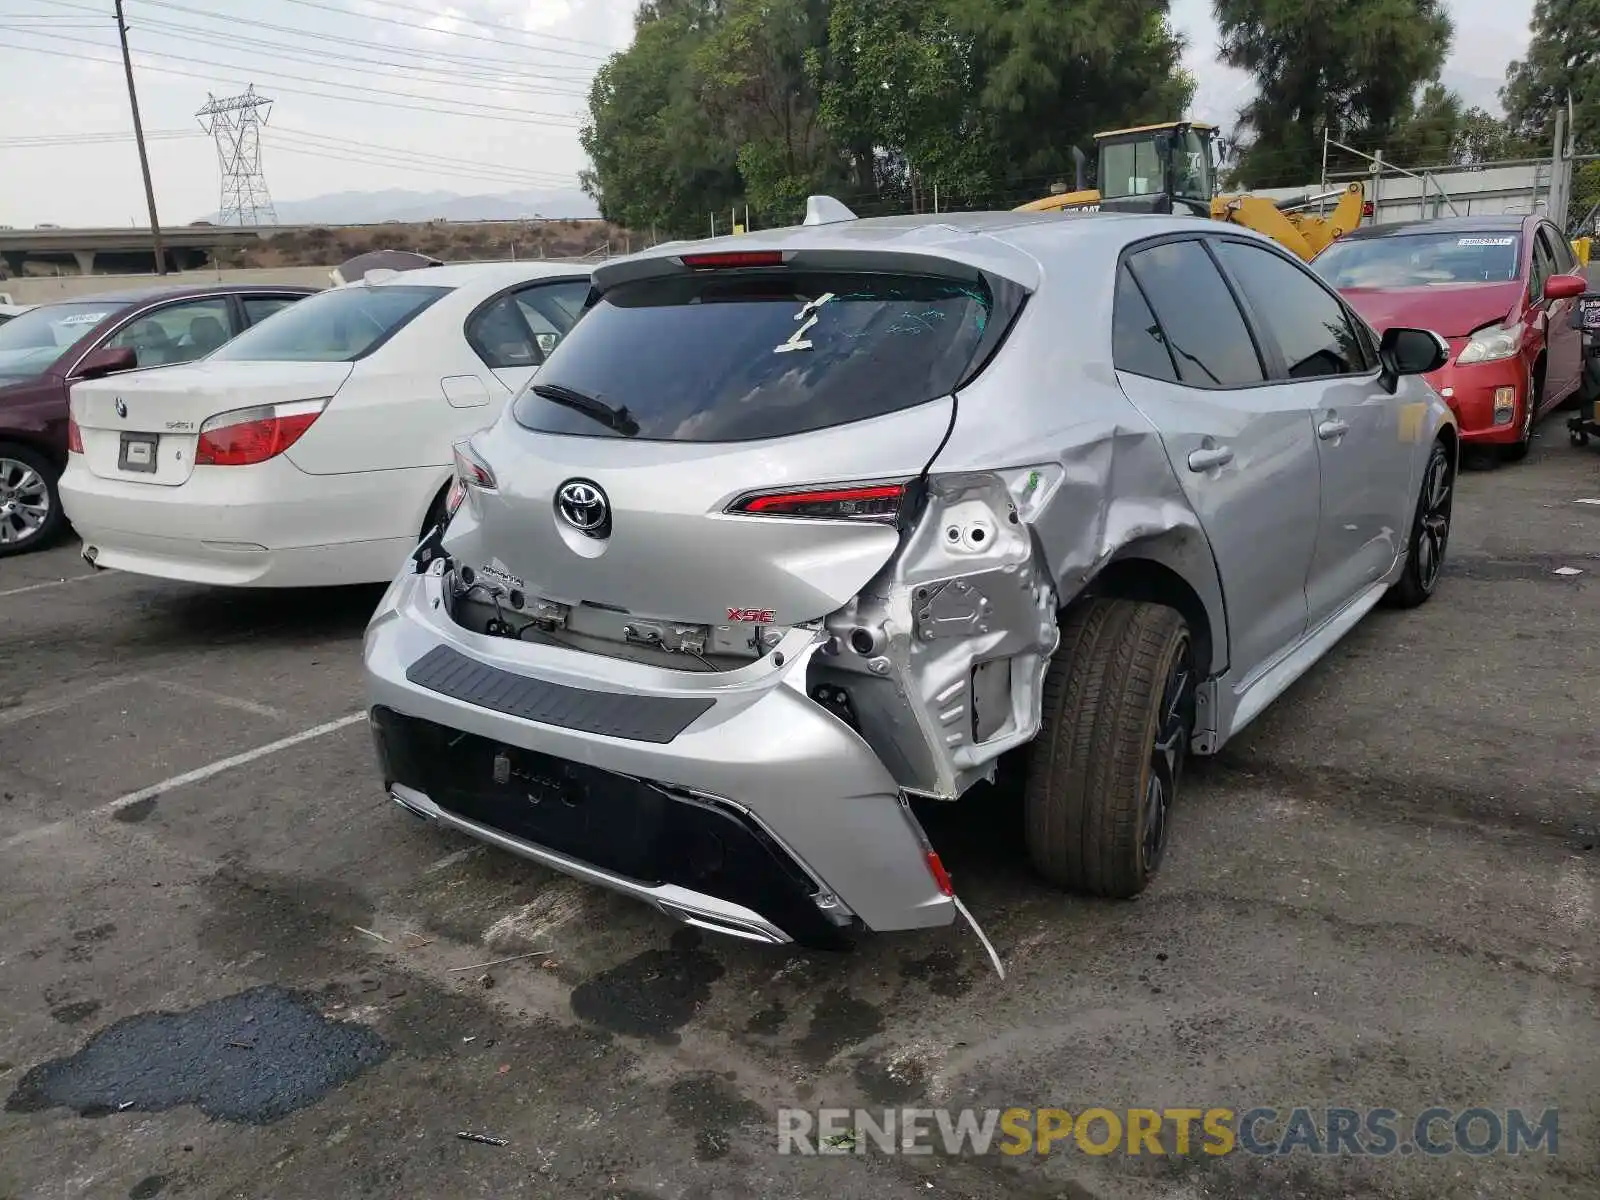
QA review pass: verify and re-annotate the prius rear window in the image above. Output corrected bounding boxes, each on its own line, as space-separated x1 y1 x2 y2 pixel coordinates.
510 271 993 441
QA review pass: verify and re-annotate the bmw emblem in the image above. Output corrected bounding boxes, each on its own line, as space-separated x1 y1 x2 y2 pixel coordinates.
114 396 128 419
556 479 611 539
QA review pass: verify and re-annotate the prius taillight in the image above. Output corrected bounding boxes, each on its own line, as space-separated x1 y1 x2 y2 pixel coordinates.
726 480 909 524
195 399 328 467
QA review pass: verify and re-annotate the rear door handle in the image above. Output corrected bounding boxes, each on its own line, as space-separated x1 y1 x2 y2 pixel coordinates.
1317 419 1350 440
1186 445 1234 472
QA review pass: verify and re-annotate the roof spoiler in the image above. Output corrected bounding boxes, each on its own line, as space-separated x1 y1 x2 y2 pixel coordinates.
803 196 858 226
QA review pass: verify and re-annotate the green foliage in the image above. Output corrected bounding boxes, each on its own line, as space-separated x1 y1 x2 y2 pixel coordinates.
582 0 1195 233
1502 0 1600 151
1214 0 1453 186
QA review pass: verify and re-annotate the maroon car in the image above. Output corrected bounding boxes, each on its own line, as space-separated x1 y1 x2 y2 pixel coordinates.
0 283 317 556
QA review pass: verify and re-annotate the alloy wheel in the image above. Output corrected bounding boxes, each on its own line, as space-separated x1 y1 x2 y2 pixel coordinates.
1143 635 1194 874
1416 450 1452 593
0 456 51 548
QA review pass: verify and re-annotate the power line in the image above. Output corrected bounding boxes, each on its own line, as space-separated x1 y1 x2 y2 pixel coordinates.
0 30 586 127
0 130 200 146
285 0 624 53
268 137 580 192
267 0 613 63
109 18 593 100
101 14 595 95
270 127 580 186
36 0 600 78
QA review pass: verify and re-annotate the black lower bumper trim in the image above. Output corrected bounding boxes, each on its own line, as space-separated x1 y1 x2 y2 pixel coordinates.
370 707 850 949
404 643 712 744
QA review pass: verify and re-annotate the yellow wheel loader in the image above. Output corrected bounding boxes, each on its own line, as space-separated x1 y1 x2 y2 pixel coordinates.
1014 121 1366 263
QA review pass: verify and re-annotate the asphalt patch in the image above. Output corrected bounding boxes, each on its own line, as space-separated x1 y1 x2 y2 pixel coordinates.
569 928 724 1042
113 797 158 824
796 988 884 1066
5 984 389 1124
666 1071 765 1161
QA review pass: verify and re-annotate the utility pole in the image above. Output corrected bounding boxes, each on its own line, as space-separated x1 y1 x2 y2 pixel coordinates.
115 0 166 275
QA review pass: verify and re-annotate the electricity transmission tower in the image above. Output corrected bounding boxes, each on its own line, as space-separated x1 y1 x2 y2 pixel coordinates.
196 86 278 226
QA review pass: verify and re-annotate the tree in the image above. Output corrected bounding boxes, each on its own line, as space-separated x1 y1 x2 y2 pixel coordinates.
1214 0 1453 186
949 0 1194 200
579 1 743 237
694 0 845 224
1502 0 1600 152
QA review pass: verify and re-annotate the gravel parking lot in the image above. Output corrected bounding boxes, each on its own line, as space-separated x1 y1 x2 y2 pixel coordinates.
1 431 1597 1200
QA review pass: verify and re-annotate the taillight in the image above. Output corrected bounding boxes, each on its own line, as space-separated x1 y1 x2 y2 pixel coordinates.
727 480 908 524
679 250 786 269
195 399 327 466
925 850 954 897
67 415 84 454
450 439 496 517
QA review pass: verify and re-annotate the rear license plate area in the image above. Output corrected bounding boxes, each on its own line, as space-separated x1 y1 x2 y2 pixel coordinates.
434 741 667 881
118 433 159 473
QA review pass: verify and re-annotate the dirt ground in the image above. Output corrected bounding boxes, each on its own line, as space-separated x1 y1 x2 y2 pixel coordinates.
1 427 1597 1199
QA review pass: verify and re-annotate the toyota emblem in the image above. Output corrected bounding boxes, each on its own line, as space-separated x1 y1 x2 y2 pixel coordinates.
556 479 611 538
114 396 128 419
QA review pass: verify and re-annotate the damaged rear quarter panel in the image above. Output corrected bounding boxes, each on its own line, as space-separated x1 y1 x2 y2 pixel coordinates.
814 227 1230 799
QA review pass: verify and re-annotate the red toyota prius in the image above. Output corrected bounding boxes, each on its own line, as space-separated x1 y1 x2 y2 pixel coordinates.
1311 214 1588 462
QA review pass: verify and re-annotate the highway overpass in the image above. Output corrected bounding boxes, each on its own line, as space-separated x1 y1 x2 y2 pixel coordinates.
0 223 303 276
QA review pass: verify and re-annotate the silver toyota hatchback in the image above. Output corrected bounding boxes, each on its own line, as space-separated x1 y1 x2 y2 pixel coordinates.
363 204 1457 951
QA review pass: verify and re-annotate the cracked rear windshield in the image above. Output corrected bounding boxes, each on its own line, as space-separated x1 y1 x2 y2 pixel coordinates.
510 270 993 441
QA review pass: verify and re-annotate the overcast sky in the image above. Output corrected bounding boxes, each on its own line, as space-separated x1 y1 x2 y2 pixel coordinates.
0 0 1535 228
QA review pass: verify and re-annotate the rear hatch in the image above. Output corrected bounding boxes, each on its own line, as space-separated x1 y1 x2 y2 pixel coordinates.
465 249 1026 627
71 360 353 486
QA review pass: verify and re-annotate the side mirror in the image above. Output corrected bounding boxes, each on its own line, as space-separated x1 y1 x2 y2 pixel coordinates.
1379 326 1449 392
1544 272 1586 301
75 344 137 379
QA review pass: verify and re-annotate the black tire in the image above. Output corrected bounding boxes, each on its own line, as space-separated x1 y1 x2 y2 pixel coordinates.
1501 360 1542 462
1385 439 1454 609
1023 598 1194 899
0 441 67 558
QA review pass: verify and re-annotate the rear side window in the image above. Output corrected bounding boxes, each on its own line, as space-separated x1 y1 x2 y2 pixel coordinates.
1124 240 1264 387
511 271 993 441
1112 266 1178 381
1214 241 1367 379
211 284 447 363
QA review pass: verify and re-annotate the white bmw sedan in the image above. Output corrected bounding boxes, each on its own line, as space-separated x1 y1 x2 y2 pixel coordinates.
60 261 589 587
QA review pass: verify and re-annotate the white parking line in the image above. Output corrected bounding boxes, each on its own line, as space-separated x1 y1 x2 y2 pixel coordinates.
0 571 114 600
105 711 367 811
147 678 290 721
0 675 143 729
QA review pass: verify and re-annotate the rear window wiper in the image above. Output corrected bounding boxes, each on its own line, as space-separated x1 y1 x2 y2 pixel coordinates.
531 382 639 437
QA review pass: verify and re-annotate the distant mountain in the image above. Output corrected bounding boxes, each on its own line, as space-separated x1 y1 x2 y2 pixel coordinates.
203 187 600 226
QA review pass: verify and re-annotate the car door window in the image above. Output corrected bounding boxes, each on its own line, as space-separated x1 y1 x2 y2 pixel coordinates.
242 295 302 326
1214 240 1366 380
513 279 590 358
1124 239 1265 387
467 280 591 370
1112 265 1178 381
104 297 232 367
1530 230 1556 298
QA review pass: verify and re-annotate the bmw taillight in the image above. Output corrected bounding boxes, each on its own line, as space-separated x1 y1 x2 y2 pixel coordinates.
726 480 909 524
450 439 497 517
67 415 83 454
195 398 328 466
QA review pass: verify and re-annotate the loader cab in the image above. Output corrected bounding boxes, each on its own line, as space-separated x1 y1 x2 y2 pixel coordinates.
1095 121 1218 217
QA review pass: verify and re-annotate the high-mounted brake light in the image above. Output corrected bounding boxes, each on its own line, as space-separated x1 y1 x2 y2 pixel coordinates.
728 481 907 523
195 398 327 466
679 250 786 270
67 415 83 454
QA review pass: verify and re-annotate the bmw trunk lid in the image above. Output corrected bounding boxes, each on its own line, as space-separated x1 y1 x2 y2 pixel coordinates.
455 229 1034 628
70 360 353 485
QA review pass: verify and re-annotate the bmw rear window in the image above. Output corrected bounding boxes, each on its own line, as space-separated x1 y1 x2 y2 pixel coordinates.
510 271 995 441
211 284 447 363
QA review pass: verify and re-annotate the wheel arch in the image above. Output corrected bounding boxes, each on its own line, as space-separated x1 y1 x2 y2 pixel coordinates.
1070 543 1224 680
0 431 66 474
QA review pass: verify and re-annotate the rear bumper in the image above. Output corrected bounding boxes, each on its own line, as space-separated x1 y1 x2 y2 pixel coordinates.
59 454 429 587
363 564 957 940
1425 356 1530 443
